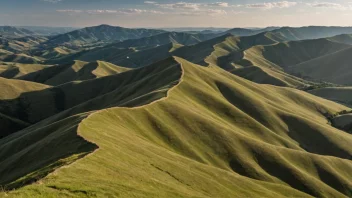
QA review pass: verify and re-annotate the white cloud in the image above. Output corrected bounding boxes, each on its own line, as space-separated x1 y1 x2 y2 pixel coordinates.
245 1 298 9
57 9 82 13
145 1 230 10
42 0 62 3
205 2 230 7
57 9 164 15
306 2 352 10
144 1 157 4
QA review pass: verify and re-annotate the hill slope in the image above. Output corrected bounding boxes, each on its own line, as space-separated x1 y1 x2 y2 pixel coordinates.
0 62 50 78
272 26 352 41
328 34 352 45
1 57 352 197
0 77 50 136
289 47 352 85
0 26 37 37
309 87 352 107
19 60 130 86
45 25 165 47
0 49 42 64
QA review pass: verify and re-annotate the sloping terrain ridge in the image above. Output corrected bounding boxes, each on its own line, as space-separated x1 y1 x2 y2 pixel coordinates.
1 57 352 197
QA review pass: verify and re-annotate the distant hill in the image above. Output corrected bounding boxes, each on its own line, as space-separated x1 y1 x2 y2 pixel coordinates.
328 34 352 45
45 24 166 47
19 26 78 36
0 62 50 78
0 26 36 37
0 49 42 64
107 31 217 50
0 35 47 53
272 26 352 41
71 31 218 67
226 27 280 36
309 87 352 107
19 60 130 86
242 38 350 69
289 47 352 85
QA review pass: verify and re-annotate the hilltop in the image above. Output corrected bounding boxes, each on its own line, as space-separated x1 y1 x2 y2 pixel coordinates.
272 26 352 41
0 26 37 38
18 60 130 86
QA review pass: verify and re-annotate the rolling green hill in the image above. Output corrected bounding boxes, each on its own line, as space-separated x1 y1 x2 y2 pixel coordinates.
0 35 48 53
19 60 130 86
0 77 50 136
74 32 218 68
289 47 352 85
242 38 350 69
0 62 50 78
1 57 352 197
0 26 37 37
328 34 352 45
0 49 42 64
309 87 352 107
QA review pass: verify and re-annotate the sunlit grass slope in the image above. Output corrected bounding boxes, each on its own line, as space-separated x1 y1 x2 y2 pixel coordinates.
2 57 352 197
19 60 130 85
0 62 50 78
0 77 50 137
0 58 180 131
0 57 183 192
231 66 300 87
0 49 41 64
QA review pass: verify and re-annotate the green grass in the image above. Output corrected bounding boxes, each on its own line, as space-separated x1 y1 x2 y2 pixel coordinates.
18 60 130 86
1 57 352 197
309 87 352 107
290 47 352 85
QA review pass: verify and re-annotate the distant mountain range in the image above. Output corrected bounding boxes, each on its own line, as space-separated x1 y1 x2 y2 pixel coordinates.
44 25 166 47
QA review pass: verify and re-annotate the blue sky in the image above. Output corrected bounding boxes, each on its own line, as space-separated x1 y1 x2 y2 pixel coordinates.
1 0 351 27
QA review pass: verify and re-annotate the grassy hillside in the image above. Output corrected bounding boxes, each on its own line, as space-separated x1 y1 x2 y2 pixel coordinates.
328 34 352 45
172 32 285 67
0 26 37 37
1 57 352 197
0 62 50 78
289 47 352 85
0 77 50 136
107 32 216 50
332 113 352 133
0 58 179 130
19 60 130 86
73 32 217 67
0 49 42 64
243 39 350 69
0 35 47 53
231 66 307 87
309 87 352 107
